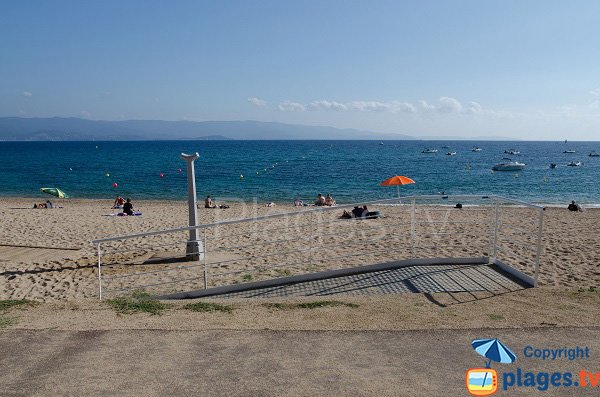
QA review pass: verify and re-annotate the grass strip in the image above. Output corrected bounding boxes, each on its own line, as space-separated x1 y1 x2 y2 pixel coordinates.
263 300 359 310
0 300 36 312
0 316 17 328
183 302 233 313
106 291 166 315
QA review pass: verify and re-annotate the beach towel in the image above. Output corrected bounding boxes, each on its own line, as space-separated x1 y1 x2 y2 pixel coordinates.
103 212 143 217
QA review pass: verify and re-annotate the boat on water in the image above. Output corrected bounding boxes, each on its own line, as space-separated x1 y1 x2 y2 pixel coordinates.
568 161 583 167
492 161 526 171
422 148 438 153
589 151 600 157
379 140 384 145
563 150 576 153
550 163 557 169
446 151 457 156
472 147 482 152
504 149 520 155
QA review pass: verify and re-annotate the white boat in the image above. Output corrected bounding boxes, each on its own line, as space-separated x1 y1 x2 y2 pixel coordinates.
446 151 457 156
563 150 576 153
422 148 438 153
504 149 520 155
379 140 384 145
567 161 583 167
589 151 600 157
492 161 526 171
472 147 482 152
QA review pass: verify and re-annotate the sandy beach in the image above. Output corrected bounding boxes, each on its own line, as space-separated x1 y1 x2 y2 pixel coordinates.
0 197 598 301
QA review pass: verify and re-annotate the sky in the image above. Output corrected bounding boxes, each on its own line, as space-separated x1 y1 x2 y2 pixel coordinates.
1 0 600 140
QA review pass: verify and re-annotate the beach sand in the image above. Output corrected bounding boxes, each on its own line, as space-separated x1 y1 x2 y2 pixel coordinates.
0 197 599 301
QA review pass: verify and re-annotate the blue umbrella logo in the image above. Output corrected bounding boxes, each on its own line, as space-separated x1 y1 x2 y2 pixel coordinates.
472 338 517 367
471 338 516 391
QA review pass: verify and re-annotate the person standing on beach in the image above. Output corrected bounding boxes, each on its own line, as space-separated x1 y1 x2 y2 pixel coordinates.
123 198 134 215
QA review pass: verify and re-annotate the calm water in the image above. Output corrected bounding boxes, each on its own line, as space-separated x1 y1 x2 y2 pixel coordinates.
0 140 598 204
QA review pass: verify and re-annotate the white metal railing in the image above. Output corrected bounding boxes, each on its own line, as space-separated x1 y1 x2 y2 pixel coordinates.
92 195 545 299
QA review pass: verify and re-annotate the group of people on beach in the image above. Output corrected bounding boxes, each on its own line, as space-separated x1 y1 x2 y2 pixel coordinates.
315 193 336 206
340 205 377 219
113 196 134 215
204 195 229 209
33 200 54 209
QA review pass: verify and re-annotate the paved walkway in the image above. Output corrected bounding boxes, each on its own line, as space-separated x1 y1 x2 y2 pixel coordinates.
1 327 598 396
213 264 524 298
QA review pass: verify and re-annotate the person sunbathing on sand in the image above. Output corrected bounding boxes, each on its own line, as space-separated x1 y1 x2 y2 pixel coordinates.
123 198 134 216
315 193 326 206
568 200 582 212
203 195 230 209
325 193 336 206
113 196 125 208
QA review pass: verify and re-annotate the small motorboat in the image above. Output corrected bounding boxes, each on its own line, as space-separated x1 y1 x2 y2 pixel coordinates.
589 151 600 157
472 147 482 152
567 161 583 167
550 163 557 169
422 148 438 153
492 161 526 171
504 149 520 155
446 151 457 156
563 150 576 153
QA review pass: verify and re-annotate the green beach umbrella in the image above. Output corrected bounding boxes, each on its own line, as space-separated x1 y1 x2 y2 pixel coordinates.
40 187 69 199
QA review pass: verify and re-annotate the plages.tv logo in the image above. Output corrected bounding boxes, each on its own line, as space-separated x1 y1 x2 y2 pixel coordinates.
466 338 517 396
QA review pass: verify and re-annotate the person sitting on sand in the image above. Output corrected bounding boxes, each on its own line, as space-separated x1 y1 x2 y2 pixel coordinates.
203 195 229 209
568 200 582 212
45 200 54 209
205 195 216 209
294 198 304 207
113 196 125 209
351 206 364 218
123 198 134 216
325 193 336 206
340 210 353 219
33 202 47 209
265 202 276 207
315 193 326 206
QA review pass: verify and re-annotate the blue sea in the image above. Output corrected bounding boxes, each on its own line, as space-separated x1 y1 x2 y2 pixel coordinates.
0 140 598 204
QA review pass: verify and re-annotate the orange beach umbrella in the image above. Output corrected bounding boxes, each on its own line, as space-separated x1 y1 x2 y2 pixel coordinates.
380 175 415 197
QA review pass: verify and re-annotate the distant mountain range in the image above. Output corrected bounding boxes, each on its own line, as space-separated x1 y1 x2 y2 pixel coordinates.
0 117 516 141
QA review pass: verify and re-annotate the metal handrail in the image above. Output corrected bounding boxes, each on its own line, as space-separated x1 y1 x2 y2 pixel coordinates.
94 194 545 298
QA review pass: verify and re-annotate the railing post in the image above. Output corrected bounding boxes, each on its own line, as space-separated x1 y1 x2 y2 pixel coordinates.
533 207 545 287
308 212 314 266
410 198 416 258
491 198 500 263
203 228 208 289
97 243 102 300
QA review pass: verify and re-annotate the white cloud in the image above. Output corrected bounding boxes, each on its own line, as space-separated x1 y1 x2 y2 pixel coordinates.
278 101 306 112
276 96 487 116
590 100 600 110
590 88 600 97
23 91 32 97
248 97 267 107
307 100 348 111
438 96 463 113
391 101 417 113
466 101 483 114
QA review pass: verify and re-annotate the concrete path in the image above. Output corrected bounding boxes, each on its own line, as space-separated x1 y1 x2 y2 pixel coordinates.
1 327 598 396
